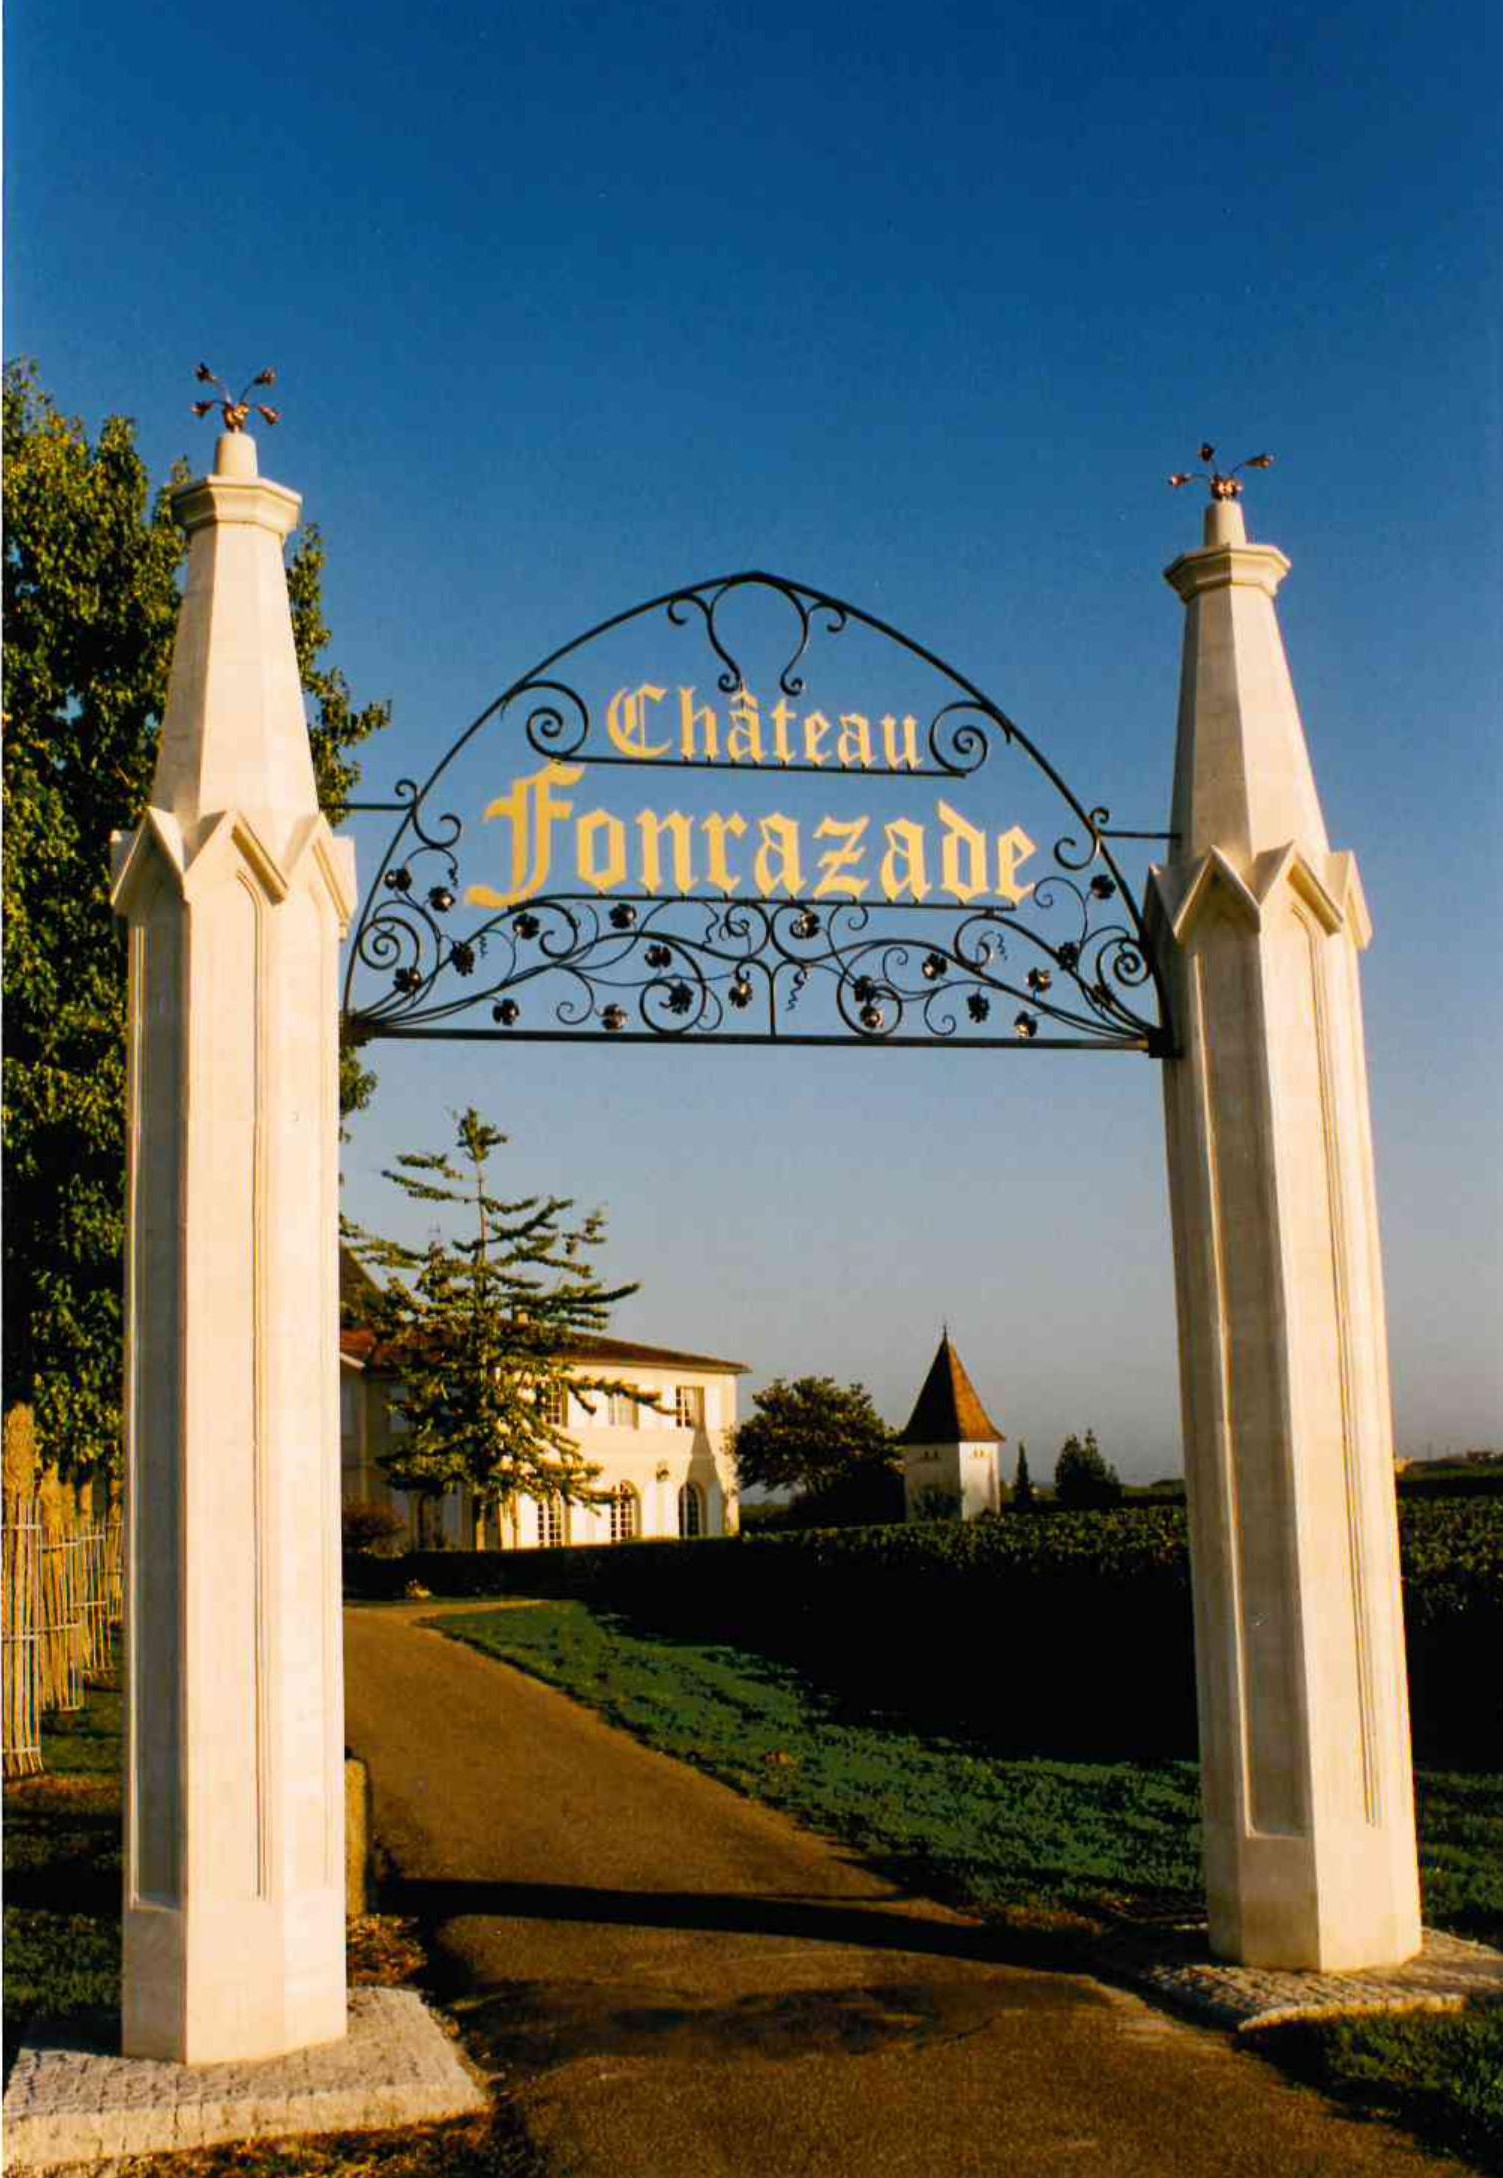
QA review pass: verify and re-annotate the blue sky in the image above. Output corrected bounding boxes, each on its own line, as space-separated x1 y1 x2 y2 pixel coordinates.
9 0 1500 1473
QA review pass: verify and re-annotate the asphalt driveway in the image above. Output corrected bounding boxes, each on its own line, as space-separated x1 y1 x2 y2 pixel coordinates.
345 1603 1458 2178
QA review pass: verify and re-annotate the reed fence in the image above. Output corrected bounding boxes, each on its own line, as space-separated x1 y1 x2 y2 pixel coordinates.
3 1503 122 1778
3 1504 43 1778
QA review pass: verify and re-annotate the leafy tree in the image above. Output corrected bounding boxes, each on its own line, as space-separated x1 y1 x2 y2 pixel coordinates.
343 1108 645 1535
1053 1429 1123 1510
731 1376 901 1518
1012 1442 1036 1511
2 362 389 1481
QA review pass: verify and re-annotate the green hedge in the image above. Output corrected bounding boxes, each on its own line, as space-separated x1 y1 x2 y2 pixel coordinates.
346 1499 1502 1765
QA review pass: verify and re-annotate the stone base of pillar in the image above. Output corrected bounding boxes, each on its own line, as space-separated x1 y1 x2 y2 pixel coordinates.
124 1891 347 2064
1206 1831 1421 1973
5 1989 486 2167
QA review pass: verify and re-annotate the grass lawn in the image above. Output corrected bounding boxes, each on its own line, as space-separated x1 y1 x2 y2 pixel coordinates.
2 1670 544 2178
437 1597 1503 2175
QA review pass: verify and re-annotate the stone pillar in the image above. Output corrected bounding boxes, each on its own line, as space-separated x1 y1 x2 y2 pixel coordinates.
110 432 356 2060
1153 497 1421 1969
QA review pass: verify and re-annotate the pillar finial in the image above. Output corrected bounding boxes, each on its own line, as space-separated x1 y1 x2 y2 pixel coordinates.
190 362 281 434
1168 442 1274 502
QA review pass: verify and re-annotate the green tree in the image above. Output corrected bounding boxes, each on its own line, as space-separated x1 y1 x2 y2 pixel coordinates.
1053 1429 1123 1510
2 362 389 1481
1012 1442 1036 1511
344 1109 645 1535
731 1376 901 1523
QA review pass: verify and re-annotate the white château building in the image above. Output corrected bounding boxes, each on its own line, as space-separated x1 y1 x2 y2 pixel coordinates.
339 1282 746 1550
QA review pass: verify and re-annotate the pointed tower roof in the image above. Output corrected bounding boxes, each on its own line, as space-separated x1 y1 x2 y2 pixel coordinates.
898 1333 1004 1445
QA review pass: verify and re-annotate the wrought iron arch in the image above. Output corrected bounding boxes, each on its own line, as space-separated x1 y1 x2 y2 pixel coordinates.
341 572 1174 1055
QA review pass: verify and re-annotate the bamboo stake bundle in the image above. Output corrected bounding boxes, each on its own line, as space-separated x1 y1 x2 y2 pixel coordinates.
104 1516 124 1628
81 1524 112 1682
3 1502 45 1778
38 1525 84 1715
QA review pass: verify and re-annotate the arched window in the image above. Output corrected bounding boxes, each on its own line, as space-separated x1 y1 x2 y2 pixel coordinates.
677 1482 704 1538
538 1496 568 1549
609 1483 640 1544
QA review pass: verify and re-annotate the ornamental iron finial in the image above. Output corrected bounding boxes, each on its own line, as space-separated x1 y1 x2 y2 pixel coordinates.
191 363 280 432
1168 442 1273 501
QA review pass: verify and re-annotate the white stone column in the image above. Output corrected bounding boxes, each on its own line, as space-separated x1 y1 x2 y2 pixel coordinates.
110 432 356 2061
1153 497 1421 1969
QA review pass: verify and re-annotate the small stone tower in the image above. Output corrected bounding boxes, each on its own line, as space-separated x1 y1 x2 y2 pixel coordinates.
898 1333 1005 1520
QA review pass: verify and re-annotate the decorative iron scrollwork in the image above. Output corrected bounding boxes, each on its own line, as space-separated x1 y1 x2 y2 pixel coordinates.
342 570 1172 1054
349 873 1162 1051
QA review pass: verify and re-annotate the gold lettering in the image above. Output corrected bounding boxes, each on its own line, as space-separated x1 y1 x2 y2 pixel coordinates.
726 688 763 764
837 713 874 768
754 814 804 896
880 817 930 902
703 812 747 892
606 685 669 758
636 811 696 894
937 799 988 903
577 809 627 892
678 687 719 761
802 710 833 766
770 698 796 767
812 815 870 900
468 762 583 908
880 714 921 771
996 824 1037 904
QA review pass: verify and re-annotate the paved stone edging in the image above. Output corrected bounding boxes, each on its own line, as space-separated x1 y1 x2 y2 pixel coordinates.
1095 1923 1503 2033
1 1987 488 2174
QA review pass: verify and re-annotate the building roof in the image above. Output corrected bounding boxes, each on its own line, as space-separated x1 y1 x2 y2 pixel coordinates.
338 1325 748 1377
897 1333 1004 1445
336 1247 746 1376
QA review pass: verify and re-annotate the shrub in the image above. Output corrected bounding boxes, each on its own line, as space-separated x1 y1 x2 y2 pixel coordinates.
341 1498 407 1555
909 1484 963 1522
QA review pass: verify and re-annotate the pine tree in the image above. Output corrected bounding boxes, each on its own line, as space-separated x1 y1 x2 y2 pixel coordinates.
1012 1442 1035 1510
344 1109 645 1534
